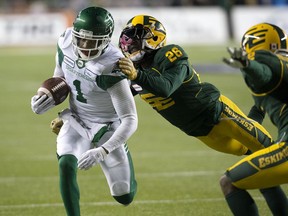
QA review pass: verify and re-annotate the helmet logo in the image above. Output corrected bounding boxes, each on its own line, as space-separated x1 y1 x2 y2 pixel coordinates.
243 32 265 50
120 15 166 59
242 23 288 54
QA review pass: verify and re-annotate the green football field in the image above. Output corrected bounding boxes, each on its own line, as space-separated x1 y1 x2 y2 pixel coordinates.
0 46 286 216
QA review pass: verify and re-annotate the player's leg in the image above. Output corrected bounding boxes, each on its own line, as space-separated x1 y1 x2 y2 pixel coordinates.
100 143 137 205
218 95 288 214
219 95 273 152
96 121 137 205
220 175 288 216
220 175 259 216
197 131 249 156
58 154 80 216
220 142 288 215
197 95 272 156
260 186 288 216
57 121 91 216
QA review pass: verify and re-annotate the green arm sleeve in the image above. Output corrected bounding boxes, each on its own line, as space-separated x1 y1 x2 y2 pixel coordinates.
241 60 273 89
135 63 189 97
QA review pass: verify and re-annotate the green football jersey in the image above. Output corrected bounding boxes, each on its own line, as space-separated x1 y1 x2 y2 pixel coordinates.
241 50 288 141
131 44 222 136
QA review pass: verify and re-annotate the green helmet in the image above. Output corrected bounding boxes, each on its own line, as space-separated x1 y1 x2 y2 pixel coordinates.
72 7 114 60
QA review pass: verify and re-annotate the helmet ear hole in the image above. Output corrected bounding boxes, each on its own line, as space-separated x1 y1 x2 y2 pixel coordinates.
153 36 158 41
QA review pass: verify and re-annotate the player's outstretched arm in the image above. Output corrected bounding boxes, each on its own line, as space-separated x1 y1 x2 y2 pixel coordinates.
223 47 248 69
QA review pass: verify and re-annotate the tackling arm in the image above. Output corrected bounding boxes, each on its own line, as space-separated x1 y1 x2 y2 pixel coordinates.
223 48 273 88
118 58 188 98
135 63 188 97
241 60 273 88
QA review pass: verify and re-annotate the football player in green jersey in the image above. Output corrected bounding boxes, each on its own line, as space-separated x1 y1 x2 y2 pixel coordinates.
221 23 288 215
31 7 138 216
117 16 288 215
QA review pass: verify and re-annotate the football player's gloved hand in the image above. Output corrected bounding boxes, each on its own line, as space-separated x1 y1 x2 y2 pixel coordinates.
223 47 249 69
118 58 138 80
78 147 108 170
50 117 63 135
31 94 55 114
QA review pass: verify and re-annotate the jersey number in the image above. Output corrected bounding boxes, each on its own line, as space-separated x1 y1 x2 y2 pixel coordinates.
165 47 183 62
73 80 87 103
140 93 175 111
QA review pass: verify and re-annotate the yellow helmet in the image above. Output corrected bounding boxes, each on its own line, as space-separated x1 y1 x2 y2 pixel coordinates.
241 23 288 55
119 15 166 62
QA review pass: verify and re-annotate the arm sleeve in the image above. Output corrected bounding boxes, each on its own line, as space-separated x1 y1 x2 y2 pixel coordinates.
241 60 273 89
101 79 138 152
135 63 189 97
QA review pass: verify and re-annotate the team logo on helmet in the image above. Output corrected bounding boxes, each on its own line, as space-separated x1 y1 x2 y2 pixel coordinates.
242 23 287 54
72 7 114 61
119 15 166 62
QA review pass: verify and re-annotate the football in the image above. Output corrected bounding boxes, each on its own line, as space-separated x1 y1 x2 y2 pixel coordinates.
37 77 70 105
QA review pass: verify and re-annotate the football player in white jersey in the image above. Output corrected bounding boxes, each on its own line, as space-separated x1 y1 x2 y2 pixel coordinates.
31 7 138 216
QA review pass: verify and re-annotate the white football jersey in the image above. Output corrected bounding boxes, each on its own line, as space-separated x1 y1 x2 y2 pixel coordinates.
53 28 125 123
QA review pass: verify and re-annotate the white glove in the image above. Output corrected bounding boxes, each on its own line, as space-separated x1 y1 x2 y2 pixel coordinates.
223 47 248 69
31 94 55 114
78 147 108 170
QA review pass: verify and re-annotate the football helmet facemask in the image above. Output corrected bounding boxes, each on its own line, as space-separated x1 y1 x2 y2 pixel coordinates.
119 15 166 62
241 23 288 55
72 7 114 61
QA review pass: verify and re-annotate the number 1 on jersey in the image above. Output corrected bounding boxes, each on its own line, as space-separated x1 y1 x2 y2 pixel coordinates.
73 80 87 103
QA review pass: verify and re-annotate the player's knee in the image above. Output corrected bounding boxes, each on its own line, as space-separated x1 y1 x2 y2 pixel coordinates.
58 155 77 173
112 181 137 205
219 174 236 196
